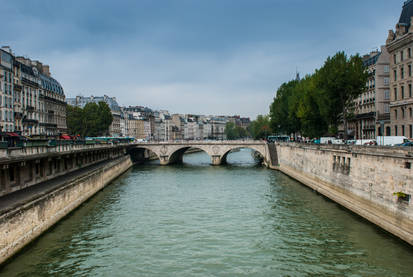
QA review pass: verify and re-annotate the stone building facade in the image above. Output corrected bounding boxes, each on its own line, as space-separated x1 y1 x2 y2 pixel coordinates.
386 0 413 139
348 46 390 139
0 48 15 133
0 47 66 137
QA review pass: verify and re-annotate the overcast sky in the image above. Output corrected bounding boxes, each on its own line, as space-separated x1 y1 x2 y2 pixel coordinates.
1 0 404 118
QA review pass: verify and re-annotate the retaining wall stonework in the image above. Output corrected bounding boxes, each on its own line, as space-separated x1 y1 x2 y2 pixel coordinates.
0 155 133 264
272 143 413 245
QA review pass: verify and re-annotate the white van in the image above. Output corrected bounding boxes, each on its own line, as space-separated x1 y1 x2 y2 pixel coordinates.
376 136 408 146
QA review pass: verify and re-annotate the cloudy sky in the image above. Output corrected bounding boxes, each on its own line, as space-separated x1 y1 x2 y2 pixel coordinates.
1 0 404 118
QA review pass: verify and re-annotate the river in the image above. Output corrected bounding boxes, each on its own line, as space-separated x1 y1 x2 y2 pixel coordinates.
1 149 413 276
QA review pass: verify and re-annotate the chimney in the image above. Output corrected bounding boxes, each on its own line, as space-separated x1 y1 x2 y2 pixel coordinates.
386 30 396 44
1 46 13 54
42 65 50 77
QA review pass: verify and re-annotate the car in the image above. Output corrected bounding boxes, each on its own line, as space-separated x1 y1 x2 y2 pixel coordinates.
395 141 413 146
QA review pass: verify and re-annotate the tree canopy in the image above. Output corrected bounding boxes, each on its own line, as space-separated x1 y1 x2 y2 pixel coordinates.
248 115 271 140
269 51 368 139
66 102 113 137
224 122 248 140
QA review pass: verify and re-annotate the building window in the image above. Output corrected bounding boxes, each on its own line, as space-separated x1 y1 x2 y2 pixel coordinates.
402 125 405 136
401 67 405 79
384 65 390 73
410 84 412 98
395 109 398 120
394 87 398 100
384 89 390 100
394 70 397 81
410 125 413 138
384 77 390 85
402 86 405 99
410 48 412 58
395 125 398 136
402 108 405 118
409 65 412 76
401 50 404 61
410 107 413 118
384 103 390 113
394 54 397 64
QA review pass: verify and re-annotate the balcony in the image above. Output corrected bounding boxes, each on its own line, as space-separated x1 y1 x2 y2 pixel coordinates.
40 122 57 128
21 77 39 88
362 125 376 131
355 112 375 120
377 113 390 121
14 112 23 119
22 118 39 124
13 84 22 91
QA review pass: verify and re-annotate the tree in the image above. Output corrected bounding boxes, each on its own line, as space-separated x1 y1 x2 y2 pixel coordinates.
66 105 83 135
66 102 113 137
83 102 101 137
225 122 250 140
98 101 113 136
296 74 328 138
316 52 368 139
249 115 271 140
225 122 237 140
269 80 299 135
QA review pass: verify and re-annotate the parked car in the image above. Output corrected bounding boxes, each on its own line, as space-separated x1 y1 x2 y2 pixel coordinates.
355 139 376 145
395 141 413 146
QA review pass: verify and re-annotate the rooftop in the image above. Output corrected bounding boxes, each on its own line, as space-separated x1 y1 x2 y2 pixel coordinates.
399 0 413 29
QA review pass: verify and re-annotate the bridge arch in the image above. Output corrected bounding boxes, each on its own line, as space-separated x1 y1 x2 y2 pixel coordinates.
128 146 160 164
128 141 270 166
167 146 213 165
220 146 266 165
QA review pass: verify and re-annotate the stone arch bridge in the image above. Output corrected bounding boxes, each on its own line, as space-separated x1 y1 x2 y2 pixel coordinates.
128 140 276 166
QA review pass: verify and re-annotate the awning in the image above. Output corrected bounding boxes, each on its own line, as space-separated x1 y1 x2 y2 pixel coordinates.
60 135 72 140
5 132 20 137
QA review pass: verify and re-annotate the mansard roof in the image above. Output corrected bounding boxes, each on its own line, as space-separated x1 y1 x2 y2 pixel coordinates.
40 74 64 96
399 0 413 28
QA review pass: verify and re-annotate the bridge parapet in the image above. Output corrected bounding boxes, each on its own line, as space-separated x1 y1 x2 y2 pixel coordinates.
0 142 131 164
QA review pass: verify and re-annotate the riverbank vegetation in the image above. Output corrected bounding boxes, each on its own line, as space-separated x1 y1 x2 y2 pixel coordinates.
269 51 368 139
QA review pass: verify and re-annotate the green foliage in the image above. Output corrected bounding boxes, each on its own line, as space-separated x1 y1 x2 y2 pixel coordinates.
225 122 249 140
316 52 368 138
393 192 408 198
269 51 368 139
249 115 271 140
66 102 113 137
66 105 83 136
269 80 299 135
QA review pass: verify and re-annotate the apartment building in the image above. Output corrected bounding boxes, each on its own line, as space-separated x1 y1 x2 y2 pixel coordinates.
386 0 413 138
348 46 390 139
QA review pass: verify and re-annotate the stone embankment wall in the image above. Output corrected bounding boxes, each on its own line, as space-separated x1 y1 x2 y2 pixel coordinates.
0 155 133 265
272 143 413 245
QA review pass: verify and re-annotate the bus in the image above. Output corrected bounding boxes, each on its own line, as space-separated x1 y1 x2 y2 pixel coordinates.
267 135 290 143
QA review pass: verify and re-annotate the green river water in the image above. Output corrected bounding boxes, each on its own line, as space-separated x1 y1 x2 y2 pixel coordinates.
1 149 413 276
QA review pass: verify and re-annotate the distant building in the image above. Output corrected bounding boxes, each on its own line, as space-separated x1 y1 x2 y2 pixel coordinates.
210 117 227 140
386 0 413 138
